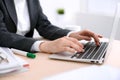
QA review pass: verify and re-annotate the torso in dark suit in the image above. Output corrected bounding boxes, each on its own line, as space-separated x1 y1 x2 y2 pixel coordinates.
0 0 70 52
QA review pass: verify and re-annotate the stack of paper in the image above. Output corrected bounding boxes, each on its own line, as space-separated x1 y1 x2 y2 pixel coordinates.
0 47 29 76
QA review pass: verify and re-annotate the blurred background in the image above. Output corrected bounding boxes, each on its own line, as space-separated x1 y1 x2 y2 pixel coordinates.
34 0 120 40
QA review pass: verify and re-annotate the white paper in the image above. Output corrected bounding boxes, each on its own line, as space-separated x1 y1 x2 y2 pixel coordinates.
0 47 29 75
44 65 120 80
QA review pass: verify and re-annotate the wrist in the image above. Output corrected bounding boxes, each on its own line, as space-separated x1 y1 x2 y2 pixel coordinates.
31 41 44 52
69 32 76 38
39 41 46 52
39 41 51 53
67 31 77 37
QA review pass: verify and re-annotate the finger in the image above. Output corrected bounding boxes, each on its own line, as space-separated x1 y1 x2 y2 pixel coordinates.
69 41 84 52
98 35 103 38
65 37 84 48
88 32 102 46
92 34 100 46
67 37 84 48
63 38 83 52
63 47 84 53
78 35 92 41
79 30 102 46
62 47 76 53
85 31 101 46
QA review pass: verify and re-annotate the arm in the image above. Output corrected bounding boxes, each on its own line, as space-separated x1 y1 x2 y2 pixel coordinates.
0 10 37 52
39 30 102 53
35 1 70 40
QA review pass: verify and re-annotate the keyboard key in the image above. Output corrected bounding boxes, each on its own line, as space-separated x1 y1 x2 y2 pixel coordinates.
71 42 108 61
76 42 93 59
92 42 108 60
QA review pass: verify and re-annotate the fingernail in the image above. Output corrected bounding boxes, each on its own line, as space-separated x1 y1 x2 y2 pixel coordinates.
82 45 84 48
96 42 100 46
98 42 100 46
82 49 85 52
74 51 77 53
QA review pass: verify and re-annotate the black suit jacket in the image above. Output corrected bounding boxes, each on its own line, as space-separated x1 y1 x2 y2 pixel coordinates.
0 0 70 52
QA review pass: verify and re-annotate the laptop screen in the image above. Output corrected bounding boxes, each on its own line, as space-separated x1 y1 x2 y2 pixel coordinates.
104 3 120 62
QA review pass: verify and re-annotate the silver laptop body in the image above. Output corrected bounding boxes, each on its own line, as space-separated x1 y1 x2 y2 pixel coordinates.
49 3 120 64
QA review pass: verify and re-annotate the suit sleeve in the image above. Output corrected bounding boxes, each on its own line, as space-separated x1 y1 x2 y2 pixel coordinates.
0 10 37 52
35 1 71 40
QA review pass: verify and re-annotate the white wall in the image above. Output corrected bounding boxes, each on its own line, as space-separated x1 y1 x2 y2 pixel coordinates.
88 0 120 16
40 0 80 25
40 0 120 19
38 0 120 40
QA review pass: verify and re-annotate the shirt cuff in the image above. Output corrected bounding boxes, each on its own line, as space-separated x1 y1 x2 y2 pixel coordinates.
66 31 77 37
31 41 44 52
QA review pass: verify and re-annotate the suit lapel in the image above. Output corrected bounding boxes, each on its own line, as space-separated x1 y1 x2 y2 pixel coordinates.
4 0 37 29
27 0 37 28
4 0 17 26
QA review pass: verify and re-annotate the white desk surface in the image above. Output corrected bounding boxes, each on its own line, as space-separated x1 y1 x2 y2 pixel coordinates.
0 40 120 80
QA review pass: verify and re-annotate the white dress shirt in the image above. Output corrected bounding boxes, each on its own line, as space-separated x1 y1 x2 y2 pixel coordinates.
14 0 30 35
14 0 73 52
14 0 42 51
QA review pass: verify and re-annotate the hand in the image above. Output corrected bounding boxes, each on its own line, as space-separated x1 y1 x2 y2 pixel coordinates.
69 29 102 46
39 37 84 53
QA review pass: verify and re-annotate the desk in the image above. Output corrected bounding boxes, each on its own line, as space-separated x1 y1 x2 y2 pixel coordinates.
0 40 120 80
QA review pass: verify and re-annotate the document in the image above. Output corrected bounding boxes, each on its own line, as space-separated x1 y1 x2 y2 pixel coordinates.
44 65 120 80
0 47 29 75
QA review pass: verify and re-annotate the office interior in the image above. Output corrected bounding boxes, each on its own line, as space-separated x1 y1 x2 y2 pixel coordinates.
1 0 120 80
34 0 120 40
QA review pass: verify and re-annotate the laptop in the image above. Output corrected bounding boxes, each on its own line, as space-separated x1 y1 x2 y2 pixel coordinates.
49 3 120 64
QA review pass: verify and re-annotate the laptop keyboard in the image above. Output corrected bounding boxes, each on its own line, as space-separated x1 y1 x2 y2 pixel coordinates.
71 42 108 60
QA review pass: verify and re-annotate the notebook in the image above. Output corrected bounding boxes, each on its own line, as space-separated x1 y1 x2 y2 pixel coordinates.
49 3 120 64
0 47 29 76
